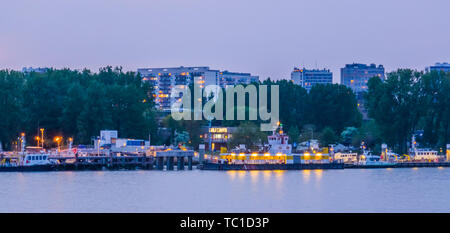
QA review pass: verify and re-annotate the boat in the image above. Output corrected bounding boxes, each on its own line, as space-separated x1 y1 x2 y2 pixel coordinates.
0 146 54 172
408 135 442 162
357 149 397 167
201 123 344 170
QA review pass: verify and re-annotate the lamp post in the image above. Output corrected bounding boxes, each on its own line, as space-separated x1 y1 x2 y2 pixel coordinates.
40 128 44 148
20 132 26 154
35 136 40 147
54 137 62 154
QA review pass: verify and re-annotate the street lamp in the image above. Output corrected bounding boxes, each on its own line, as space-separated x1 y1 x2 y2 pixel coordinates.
54 136 62 153
35 136 40 147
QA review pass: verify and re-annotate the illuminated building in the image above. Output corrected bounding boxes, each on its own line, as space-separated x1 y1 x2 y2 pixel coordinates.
138 66 259 111
201 127 236 151
291 67 333 92
340 63 385 94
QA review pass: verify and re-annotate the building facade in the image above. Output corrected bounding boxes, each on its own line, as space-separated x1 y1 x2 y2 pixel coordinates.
426 62 450 73
218 71 259 87
137 66 259 111
200 127 237 152
291 67 333 91
340 63 385 94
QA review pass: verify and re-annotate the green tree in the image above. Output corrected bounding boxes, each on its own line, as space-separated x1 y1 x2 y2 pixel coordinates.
320 127 338 146
77 82 113 144
365 69 422 153
228 121 267 150
308 84 362 133
0 70 24 150
340 127 358 145
287 125 300 143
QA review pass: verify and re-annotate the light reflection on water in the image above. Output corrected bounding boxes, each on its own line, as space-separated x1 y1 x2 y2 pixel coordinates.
1 168 450 213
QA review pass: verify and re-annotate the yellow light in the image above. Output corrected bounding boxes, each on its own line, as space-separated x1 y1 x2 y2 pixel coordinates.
251 153 258 157
264 153 270 156
209 128 228 133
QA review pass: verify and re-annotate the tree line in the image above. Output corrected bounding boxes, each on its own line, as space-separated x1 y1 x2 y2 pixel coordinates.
365 69 450 153
0 67 157 150
1 67 448 153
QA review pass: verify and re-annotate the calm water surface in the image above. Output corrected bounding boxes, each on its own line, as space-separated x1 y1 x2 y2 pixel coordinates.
1 167 450 212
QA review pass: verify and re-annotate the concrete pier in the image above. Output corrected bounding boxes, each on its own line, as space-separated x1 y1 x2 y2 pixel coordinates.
156 157 164 170
155 150 195 171
167 157 174 170
188 156 193 170
177 157 185 170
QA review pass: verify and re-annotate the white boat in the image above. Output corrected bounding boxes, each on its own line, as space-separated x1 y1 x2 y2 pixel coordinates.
21 153 52 166
359 150 397 166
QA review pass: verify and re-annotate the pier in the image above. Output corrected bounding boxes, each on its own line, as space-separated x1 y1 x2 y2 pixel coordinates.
155 150 195 171
49 153 153 171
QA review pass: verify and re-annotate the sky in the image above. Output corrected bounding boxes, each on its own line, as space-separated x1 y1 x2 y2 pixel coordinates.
1 0 449 83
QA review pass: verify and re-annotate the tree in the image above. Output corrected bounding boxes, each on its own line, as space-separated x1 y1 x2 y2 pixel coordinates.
174 131 190 146
228 121 267 150
162 115 182 145
308 84 362 133
77 82 113 144
0 70 24 150
287 125 300 144
298 124 316 142
340 127 358 145
365 70 422 153
320 127 338 146
60 83 86 142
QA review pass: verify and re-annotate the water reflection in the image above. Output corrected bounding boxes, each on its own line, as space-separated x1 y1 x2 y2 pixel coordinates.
302 170 311 182
2 168 450 212
314 170 323 181
226 170 237 181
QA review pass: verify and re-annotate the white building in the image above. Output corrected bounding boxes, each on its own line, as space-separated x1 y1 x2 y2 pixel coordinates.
291 67 333 92
94 130 150 153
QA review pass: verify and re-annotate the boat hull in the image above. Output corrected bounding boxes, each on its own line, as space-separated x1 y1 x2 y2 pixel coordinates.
199 163 344 170
0 165 54 172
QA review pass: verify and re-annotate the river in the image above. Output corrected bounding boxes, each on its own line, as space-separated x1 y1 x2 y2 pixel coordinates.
1 167 449 212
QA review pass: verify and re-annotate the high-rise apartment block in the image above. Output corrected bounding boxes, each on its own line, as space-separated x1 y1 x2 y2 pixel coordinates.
291 67 333 91
137 66 259 111
340 63 385 94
